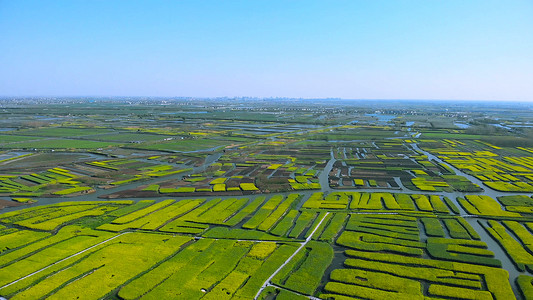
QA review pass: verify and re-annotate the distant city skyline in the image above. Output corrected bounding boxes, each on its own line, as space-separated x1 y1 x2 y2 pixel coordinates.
1 1 532 102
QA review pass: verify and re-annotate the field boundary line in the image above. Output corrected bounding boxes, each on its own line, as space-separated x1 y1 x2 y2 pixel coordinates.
254 212 330 299
0 232 130 290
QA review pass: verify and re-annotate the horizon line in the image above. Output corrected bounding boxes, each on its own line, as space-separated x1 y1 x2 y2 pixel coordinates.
0 96 532 103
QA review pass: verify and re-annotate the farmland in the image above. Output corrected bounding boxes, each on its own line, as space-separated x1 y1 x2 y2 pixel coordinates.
0 98 533 299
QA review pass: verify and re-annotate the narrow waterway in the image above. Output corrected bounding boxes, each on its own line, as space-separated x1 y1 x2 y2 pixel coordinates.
2 141 533 299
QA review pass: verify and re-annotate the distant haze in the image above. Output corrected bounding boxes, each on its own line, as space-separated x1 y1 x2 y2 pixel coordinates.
1 1 532 102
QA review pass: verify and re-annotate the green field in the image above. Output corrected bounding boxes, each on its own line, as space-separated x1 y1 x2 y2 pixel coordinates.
0 139 119 149
0 100 532 299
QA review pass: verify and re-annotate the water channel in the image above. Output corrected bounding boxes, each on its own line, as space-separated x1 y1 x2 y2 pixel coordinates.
1 141 533 298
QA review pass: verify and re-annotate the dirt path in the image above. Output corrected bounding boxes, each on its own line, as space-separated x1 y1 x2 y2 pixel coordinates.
0 232 130 290
254 212 330 300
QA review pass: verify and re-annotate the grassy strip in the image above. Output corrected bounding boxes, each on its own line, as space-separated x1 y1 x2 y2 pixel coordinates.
242 195 285 230
426 237 501 267
482 220 533 272
337 230 424 256
110 199 175 224
411 194 433 211
107 200 154 217
323 281 422 300
344 249 513 298
118 238 215 299
428 284 493 299
18 206 118 231
276 241 333 295
395 194 416 210
319 213 347 242
232 244 299 299
288 211 316 238
53 186 93 195
224 196 266 226
329 268 422 295
420 217 445 237
456 217 481 240
257 194 300 231
197 198 248 224
428 195 449 213
6 205 98 224
0 230 50 254
137 239 250 299
270 209 298 236
517 275 533 300
202 227 289 241
459 195 521 217
305 212 330 239
503 221 533 254
101 199 203 232
443 196 461 214
443 218 471 239
0 226 115 288
204 243 278 299
12 233 190 300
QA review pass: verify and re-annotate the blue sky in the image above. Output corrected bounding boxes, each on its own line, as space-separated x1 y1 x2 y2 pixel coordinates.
1 0 532 101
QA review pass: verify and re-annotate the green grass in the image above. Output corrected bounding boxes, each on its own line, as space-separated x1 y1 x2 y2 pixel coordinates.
288 211 316 238
84 132 175 142
483 220 533 272
426 237 501 267
343 249 513 299
421 217 445 237
132 138 230 152
125 239 249 299
459 195 521 217
8 233 190 300
273 241 333 295
0 139 118 149
195 198 248 224
118 238 216 299
107 199 175 225
337 230 424 256
517 275 533 300
270 209 298 236
202 227 289 241
257 194 299 231
0 135 43 143
17 206 119 231
443 218 471 239
0 226 115 288
328 268 423 296
224 196 265 226
100 199 202 232
0 230 50 254
421 133 483 139
12 127 113 137
243 195 284 229
318 213 347 242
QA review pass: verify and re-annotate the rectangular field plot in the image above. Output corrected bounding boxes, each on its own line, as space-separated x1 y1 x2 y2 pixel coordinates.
0 225 116 290
272 241 333 295
482 220 533 272
0 201 132 231
1 232 191 300
458 195 524 218
0 167 96 197
302 191 453 213
321 209 523 299
322 249 512 300
118 239 298 300
0 139 119 150
0 192 529 300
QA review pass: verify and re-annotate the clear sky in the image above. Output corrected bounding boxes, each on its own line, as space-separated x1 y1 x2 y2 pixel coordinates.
1 0 532 101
